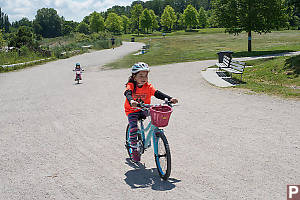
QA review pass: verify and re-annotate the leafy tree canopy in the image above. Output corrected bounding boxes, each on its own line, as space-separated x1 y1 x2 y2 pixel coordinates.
183 4 199 30
212 0 288 34
140 8 152 33
161 5 177 31
34 8 62 38
105 12 123 34
9 26 35 49
89 11 105 33
76 22 89 34
198 7 208 28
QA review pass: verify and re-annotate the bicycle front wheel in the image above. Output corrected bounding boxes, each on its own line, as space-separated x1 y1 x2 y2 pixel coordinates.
154 132 171 180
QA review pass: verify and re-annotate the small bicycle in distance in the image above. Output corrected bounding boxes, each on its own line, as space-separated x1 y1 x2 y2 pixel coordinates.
125 99 174 180
73 69 84 84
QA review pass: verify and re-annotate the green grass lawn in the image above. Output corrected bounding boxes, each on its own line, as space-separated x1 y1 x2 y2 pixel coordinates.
233 55 300 99
107 29 300 69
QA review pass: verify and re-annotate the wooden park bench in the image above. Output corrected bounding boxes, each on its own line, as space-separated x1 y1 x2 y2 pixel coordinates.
216 55 246 81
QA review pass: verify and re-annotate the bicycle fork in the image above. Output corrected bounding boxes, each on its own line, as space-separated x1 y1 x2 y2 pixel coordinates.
153 129 164 156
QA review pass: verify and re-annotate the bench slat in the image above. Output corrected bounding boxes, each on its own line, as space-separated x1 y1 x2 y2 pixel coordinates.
229 62 244 72
231 60 245 68
216 63 227 68
222 67 243 74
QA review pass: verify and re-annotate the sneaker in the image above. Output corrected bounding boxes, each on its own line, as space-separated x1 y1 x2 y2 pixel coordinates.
131 150 140 162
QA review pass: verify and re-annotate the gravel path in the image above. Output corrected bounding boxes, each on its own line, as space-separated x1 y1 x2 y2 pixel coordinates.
0 42 299 200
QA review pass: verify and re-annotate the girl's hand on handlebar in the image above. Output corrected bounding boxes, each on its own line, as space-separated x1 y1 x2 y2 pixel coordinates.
170 98 178 104
130 100 138 107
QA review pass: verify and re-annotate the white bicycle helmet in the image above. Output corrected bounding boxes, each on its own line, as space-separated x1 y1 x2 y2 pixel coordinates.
131 62 150 74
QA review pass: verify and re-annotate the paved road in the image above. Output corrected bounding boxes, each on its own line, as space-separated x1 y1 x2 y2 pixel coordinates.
0 42 299 200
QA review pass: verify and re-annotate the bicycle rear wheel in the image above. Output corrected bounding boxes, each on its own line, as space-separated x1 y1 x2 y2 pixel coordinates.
125 124 132 158
125 124 143 161
154 132 171 180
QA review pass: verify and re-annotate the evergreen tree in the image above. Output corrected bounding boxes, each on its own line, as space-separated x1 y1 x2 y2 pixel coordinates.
161 5 177 32
149 9 159 31
131 4 143 35
0 8 10 32
183 5 199 30
140 9 152 33
0 29 5 47
198 7 208 28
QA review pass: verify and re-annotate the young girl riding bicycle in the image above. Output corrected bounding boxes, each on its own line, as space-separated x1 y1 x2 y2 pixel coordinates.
124 62 178 162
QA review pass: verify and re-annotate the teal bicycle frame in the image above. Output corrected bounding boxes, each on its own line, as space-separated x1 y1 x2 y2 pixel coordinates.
137 118 163 155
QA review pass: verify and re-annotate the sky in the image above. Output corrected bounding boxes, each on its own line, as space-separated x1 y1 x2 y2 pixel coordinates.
0 0 146 23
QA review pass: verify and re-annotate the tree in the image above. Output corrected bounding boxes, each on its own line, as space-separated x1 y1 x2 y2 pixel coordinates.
286 0 300 29
0 8 10 32
62 20 78 36
12 17 32 29
82 15 90 25
76 22 89 34
178 13 185 30
182 5 199 30
34 8 62 38
105 12 123 34
212 0 288 52
0 29 5 47
89 11 105 33
287 0 300 16
107 5 130 17
140 9 152 33
207 10 218 28
149 9 159 31
121 15 130 34
161 5 177 32
198 7 208 28
144 0 164 16
8 26 35 49
131 4 143 35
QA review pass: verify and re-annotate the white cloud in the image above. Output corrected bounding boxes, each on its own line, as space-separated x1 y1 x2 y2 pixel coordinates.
0 0 144 22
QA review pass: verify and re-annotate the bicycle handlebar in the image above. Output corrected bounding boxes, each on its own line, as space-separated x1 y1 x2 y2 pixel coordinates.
136 98 174 109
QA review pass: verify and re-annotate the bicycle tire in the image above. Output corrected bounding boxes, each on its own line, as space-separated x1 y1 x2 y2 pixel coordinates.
154 132 171 180
125 124 143 160
125 124 132 158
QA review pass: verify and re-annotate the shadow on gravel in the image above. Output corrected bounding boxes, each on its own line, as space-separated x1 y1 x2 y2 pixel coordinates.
124 158 181 191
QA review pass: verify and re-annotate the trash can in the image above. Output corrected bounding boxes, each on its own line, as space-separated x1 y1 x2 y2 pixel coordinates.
217 51 233 63
131 37 135 42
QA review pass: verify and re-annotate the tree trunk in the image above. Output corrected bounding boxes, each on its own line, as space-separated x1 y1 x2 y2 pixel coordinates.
248 31 252 52
137 18 140 36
